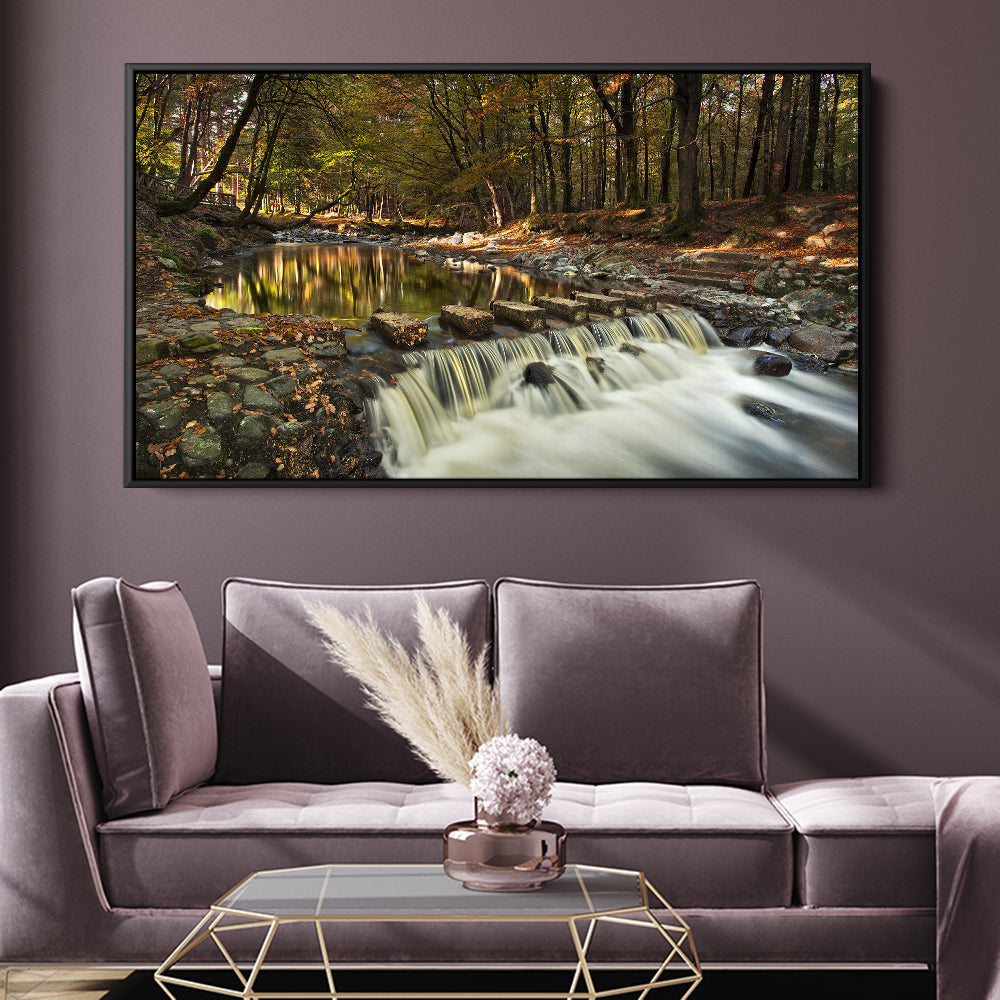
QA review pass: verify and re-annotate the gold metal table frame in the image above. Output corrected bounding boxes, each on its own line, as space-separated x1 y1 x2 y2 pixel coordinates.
154 863 702 1000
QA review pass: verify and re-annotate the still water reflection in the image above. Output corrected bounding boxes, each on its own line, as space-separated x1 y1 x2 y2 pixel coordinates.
205 242 580 326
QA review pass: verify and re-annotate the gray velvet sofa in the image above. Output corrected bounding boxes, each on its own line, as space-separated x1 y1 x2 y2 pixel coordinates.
0 576 950 971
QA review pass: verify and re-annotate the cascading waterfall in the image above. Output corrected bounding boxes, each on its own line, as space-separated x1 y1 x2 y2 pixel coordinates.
365 308 858 480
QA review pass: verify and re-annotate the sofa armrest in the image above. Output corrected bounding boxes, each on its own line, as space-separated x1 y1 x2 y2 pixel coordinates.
0 674 113 958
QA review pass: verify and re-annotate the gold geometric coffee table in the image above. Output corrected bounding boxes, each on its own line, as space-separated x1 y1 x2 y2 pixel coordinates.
154 863 701 999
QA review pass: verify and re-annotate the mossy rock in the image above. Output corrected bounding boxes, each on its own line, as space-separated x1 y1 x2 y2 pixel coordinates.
179 334 220 351
523 214 551 233
192 225 221 250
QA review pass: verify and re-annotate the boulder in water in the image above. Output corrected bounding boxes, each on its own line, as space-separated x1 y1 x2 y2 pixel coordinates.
741 398 799 426
786 322 856 362
721 326 766 348
524 362 557 387
585 356 606 382
750 351 793 377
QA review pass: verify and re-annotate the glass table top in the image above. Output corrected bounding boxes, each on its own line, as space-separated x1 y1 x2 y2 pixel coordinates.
216 864 648 920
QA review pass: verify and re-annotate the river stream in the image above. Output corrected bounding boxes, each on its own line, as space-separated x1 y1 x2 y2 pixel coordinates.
206 242 858 481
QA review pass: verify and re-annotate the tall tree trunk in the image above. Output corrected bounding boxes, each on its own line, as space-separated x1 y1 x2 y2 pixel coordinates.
742 72 774 198
822 73 841 191
767 73 794 198
177 98 194 186
720 138 728 203
158 73 267 216
485 179 505 227
589 73 641 206
528 132 538 213
598 115 607 208
786 76 806 193
672 72 702 228
706 114 715 201
620 75 640 204
559 89 573 213
642 100 649 201
659 99 676 202
536 104 557 212
798 72 822 192
730 75 745 199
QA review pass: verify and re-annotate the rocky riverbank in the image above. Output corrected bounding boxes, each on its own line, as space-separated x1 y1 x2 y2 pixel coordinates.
387 213 860 374
134 292 386 481
133 195 860 481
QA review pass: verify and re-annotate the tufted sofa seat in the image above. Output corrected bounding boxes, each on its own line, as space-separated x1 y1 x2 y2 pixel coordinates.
97 780 794 910
770 776 937 908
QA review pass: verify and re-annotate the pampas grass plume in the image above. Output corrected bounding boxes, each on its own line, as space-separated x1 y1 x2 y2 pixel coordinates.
301 594 506 786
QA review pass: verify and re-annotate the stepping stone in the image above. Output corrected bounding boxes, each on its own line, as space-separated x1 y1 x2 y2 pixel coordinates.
572 292 626 318
441 305 495 338
368 310 428 348
263 347 305 364
531 295 588 323
602 288 658 311
229 366 272 384
490 300 547 331
309 341 347 359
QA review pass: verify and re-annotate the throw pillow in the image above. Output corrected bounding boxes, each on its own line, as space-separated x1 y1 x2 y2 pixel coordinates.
494 578 765 787
71 577 217 818
216 578 491 784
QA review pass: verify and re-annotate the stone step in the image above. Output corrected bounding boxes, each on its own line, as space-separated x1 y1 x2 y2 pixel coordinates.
673 258 746 274
368 310 428 348
531 295 588 323
491 300 547 331
440 305 494 338
572 292 626 318
690 250 762 263
602 288 659 311
664 267 744 282
658 272 746 291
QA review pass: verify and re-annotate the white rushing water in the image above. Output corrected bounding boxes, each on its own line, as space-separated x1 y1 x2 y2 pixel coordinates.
365 310 858 480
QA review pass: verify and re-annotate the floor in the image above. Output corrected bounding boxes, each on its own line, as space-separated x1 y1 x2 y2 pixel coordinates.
1 966 936 999
1 969 134 1000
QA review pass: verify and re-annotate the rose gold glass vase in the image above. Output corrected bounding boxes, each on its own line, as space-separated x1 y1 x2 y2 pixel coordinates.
443 799 566 891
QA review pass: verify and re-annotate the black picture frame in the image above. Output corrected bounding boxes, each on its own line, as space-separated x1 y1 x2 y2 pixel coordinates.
128 64 870 487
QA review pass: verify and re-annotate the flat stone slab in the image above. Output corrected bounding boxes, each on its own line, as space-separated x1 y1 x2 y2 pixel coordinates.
602 288 658 311
490 300 547 331
228 366 272 384
573 292 626 318
531 295 588 323
369 310 428 348
441 304 495 338
263 347 305 364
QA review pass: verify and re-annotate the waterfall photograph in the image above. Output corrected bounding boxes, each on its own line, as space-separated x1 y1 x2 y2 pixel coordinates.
131 67 867 485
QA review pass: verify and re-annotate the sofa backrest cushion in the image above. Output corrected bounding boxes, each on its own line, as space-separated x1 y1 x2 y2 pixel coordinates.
71 577 217 818
494 578 765 787
216 578 491 785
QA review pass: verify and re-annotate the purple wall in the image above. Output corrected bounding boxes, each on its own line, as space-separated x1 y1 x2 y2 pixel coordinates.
3 0 998 784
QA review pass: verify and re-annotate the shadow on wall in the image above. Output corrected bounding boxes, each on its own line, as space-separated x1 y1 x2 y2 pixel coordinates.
758 548 1000 783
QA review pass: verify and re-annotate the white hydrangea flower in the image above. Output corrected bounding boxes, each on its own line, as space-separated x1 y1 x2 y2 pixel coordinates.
469 734 557 825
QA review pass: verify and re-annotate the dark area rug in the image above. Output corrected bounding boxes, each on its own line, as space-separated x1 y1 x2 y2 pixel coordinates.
107 966 934 999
